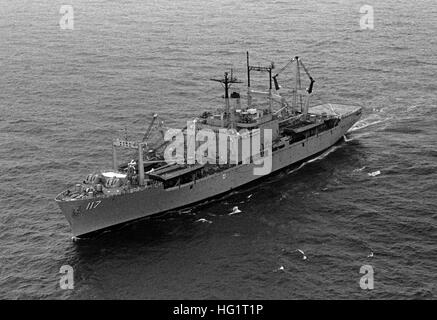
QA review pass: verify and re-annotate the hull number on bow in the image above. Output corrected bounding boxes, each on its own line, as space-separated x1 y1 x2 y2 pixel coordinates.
85 200 101 210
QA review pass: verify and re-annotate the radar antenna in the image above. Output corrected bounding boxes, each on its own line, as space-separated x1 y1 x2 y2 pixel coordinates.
210 70 242 99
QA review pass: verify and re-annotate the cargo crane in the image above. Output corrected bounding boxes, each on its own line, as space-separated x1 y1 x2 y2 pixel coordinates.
271 56 315 115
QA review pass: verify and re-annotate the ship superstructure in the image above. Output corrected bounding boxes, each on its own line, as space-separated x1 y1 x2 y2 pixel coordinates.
55 52 362 237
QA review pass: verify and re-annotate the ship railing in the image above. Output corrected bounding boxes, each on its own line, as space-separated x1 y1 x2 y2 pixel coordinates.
55 180 164 201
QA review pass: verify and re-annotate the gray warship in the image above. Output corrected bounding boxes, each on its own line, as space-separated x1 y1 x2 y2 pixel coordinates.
55 52 362 238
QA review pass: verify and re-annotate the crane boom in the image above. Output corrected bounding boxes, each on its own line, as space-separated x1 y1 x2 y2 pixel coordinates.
143 114 158 142
299 59 315 93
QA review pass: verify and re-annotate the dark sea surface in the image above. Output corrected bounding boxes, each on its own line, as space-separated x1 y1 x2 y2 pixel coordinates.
0 0 436 299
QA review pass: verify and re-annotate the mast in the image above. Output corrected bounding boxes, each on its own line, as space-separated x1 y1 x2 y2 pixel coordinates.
211 71 241 98
138 143 144 186
297 60 303 112
246 51 275 112
247 51 251 88
294 56 299 111
112 143 117 171
247 51 252 108
211 71 242 128
272 55 314 115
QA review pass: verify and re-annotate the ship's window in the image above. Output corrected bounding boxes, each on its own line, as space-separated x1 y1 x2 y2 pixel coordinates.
302 142 305 147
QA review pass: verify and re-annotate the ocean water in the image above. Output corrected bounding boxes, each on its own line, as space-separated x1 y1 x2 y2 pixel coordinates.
0 0 436 299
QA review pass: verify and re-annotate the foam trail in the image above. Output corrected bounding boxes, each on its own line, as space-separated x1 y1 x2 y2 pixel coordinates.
286 162 306 175
285 145 340 176
343 135 354 142
306 145 340 163
368 170 381 177
348 119 383 132
195 218 212 224
229 206 242 215
297 249 307 260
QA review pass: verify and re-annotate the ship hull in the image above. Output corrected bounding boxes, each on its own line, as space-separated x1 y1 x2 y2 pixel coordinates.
56 104 361 237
